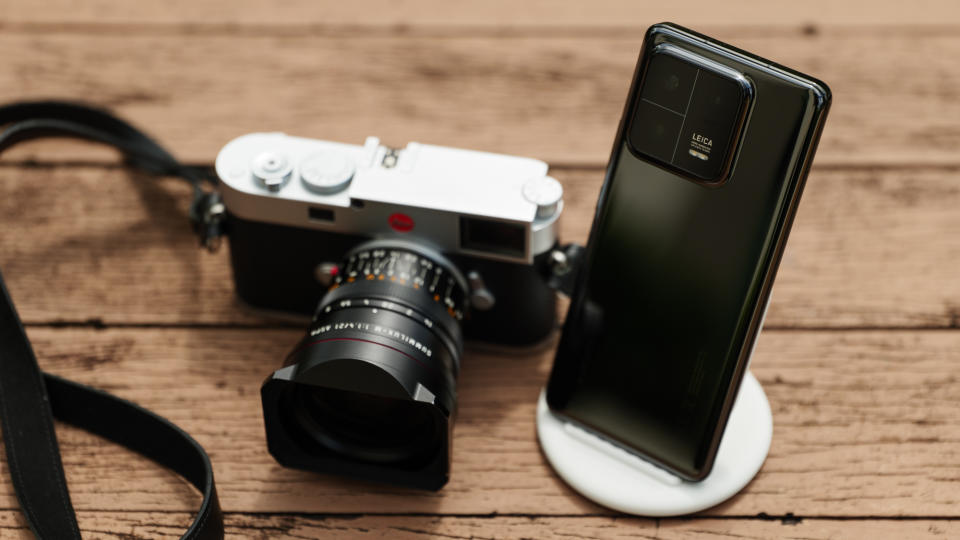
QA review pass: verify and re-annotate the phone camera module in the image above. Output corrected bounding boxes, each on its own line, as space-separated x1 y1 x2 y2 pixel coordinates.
627 49 751 184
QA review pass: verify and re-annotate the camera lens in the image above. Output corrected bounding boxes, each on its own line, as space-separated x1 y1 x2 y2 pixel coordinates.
261 240 468 487
629 100 684 163
291 385 442 464
640 54 697 114
665 74 680 92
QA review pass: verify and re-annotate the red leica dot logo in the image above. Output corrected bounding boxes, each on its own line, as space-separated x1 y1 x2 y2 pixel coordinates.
388 213 415 232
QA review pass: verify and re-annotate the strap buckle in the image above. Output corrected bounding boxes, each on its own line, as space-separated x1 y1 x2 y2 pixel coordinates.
190 191 227 253
546 243 585 297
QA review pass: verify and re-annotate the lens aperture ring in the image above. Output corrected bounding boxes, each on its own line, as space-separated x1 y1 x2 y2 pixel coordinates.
332 247 467 321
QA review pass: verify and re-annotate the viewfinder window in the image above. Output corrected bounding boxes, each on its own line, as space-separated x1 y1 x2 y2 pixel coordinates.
460 217 526 258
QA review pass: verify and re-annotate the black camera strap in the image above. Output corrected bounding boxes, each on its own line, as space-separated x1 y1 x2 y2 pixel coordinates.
0 101 224 539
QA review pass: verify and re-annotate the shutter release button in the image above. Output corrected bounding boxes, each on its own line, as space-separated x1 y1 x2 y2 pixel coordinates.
252 152 293 192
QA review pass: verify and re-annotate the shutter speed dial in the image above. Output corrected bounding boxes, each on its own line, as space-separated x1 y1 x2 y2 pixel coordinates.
300 151 355 194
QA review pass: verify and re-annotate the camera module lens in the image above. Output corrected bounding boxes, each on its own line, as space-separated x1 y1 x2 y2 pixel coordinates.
665 74 680 92
640 54 697 114
628 100 684 164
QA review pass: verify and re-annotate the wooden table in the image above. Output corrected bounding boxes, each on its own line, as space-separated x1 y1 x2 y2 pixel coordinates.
1 1 958 538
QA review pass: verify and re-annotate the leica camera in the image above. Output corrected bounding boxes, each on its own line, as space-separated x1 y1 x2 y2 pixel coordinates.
215 133 566 489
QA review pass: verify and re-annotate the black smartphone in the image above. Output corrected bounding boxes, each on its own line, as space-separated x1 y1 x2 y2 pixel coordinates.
546 23 831 481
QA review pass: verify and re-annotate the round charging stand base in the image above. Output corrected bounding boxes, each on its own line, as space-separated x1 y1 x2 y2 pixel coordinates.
536 372 772 517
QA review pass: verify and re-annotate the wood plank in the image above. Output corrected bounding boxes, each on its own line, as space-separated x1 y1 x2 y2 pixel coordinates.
0 2 951 535
0 327 956 516
1 512 957 540
2 165 958 329
0 30 958 167
1 0 958 27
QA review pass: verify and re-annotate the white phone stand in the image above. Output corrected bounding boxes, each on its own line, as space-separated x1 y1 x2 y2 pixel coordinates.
536 371 772 516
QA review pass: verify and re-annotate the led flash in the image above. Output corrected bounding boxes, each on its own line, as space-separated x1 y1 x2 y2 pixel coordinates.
688 149 709 161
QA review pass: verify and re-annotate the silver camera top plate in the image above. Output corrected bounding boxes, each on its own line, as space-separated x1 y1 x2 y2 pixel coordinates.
215 133 563 264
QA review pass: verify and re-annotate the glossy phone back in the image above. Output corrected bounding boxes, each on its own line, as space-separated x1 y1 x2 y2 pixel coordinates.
546 23 831 480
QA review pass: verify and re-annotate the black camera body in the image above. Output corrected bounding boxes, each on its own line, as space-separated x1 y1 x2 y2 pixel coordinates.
216 133 566 489
227 215 559 347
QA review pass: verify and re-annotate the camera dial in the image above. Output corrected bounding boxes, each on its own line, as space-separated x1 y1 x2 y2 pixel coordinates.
300 151 355 195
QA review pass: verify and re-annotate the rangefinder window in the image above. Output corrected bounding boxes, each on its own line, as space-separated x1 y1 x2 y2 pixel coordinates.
627 47 751 184
460 217 526 258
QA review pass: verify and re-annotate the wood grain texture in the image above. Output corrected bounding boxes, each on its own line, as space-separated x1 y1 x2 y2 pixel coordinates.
1 512 957 540
2 165 958 329
1 1 957 537
2 0 958 27
0 327 956 517
0 29 958 167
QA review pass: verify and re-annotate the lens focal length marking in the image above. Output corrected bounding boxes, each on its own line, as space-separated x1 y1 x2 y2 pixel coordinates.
322 296 437 331
308 320 435 359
